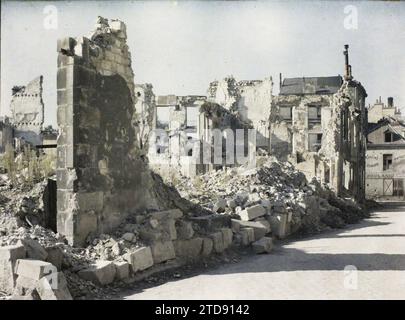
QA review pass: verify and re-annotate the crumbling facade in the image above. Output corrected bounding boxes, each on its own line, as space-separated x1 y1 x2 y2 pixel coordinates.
208 76 273 150
149 94 206 177
270 46 367 202
146 77 272 179
10 76 44 146
134 83 155 153
198 101 255 173
366 117 405 200
56 17 162 246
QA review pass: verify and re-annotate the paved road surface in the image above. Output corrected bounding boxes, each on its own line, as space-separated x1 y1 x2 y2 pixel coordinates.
122 204 405 300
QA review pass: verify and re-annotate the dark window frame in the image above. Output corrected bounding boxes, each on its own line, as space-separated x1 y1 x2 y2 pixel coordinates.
383 154 393 171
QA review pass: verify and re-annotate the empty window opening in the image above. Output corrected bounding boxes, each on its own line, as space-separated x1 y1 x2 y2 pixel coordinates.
308 133 323 152
383 154 393 171
308 105 322 122
279 106 292 121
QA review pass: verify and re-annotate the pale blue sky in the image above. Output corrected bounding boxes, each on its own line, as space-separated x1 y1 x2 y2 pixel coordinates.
1 0 405 126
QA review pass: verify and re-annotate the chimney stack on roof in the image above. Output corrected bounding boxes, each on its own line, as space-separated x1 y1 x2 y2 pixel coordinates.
343 44 353 81
388 97 394 108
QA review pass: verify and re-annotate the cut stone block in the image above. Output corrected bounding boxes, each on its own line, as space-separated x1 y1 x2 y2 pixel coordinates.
45 246 64 270
255 220 271 233
0 243 26 294
139 229 162 242
210 232 225 253
149 209 183 220
77 261 116 286
114 261 130 280
13 275 39 296
150 241 176 264
123 247 154 272
173 238 203 259
166 219 177 241
221 228 233 248
22 239 48 261
238 205 266 221
122 232 135 242
15 259 55 280
36 272 73 300
189 214 231 232
176 220 195 240
268 214 289 239
201 238 213 256
239 227 255 246
252 237 273 254
231 219 268 240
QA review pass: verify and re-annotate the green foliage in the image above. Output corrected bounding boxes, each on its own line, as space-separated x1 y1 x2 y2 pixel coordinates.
1 144 56 188
1 144 17 185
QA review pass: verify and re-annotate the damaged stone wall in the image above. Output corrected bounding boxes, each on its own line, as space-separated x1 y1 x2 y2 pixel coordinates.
10 76 44 146
148 95 206 178
208 76 273 150
56 17 163 246
270 94 332 163
199 102 256 172
134 83 155 154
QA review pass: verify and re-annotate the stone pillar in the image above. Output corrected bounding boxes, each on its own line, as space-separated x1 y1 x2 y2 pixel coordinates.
56 18 159 247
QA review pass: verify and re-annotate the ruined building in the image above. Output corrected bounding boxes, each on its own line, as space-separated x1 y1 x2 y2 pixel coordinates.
146 77 271 178
10 76 44 146
149 94 207 177
134 83 155 153
270 45 367 202
208 76 273 150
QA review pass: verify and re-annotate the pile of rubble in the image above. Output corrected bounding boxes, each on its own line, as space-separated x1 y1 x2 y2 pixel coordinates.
0 177 239 300
175 156 369 237
0 157 370 300
0 174 49 234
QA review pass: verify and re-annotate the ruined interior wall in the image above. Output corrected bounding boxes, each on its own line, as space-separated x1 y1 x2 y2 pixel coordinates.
56 18 164 246
134 83 155 153
237 78 273 149
208 76 273 151
208 77 240 112
148 96 206 179
10 76 44 146
271 94 331 161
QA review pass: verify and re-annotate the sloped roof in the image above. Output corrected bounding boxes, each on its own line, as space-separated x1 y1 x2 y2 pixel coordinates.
280 76 343 95
367 116 405 135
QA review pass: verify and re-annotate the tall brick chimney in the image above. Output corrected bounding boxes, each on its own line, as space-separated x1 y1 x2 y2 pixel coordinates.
388 97 394 108
343 44 353 80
